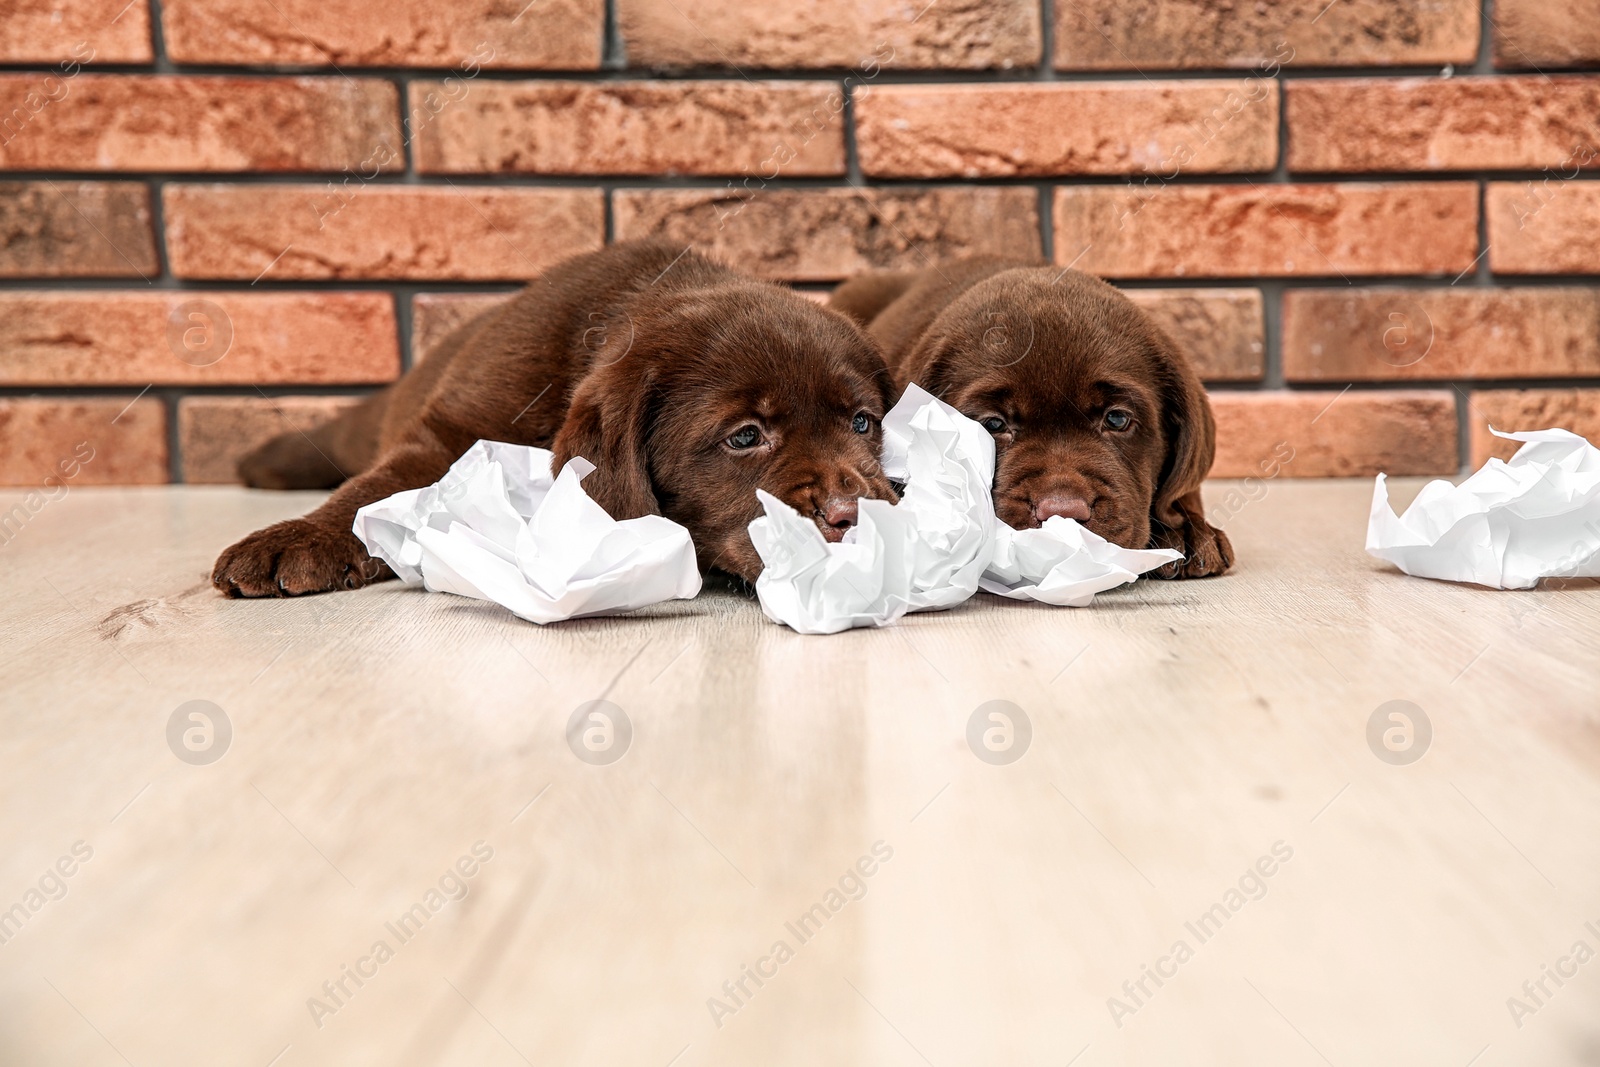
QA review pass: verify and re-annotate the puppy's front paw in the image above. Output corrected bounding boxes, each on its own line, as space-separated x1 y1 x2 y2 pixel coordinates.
1150 517 1235 580
212 519 391 598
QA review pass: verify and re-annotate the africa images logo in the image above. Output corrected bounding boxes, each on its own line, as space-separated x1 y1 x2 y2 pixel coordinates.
705 841 894 1028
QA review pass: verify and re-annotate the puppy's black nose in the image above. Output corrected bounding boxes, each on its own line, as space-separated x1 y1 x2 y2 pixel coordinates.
1034 494 1092 524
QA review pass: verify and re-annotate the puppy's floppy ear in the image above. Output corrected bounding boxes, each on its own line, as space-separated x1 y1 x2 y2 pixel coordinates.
551 359 660 520
1151 330 1216 529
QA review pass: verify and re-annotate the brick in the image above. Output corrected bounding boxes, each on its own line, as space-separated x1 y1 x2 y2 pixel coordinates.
1493 0 1600 69
1055 0 1478 70
1284 288 1600 382
857 81 1277 179
1288 77 1600 173
414 81 844 177
1467 390 1600 465
0 292 398 386
161 0 601 69
1487 181 1600 274
0 76 400 174
164 185 604 281
1053 183 1478 279
1123 289 1264 382
619 0 1039 70
411 293 513 362
0 398 167 486
1210 391 1457 478
613 187 1041 282
0 181 157 278
0 1 151 63
179 396 364 483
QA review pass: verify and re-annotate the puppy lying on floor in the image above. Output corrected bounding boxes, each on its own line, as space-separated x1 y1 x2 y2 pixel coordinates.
213 240 896 597
830 257 1233 578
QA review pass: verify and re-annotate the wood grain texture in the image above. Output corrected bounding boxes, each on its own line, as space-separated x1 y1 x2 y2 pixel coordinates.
0 481 1597 1066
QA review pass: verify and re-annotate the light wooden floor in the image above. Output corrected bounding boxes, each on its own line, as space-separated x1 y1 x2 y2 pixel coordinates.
1 480 1597 1067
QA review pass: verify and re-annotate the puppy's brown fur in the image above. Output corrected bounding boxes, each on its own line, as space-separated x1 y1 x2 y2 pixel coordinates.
830 258 1233 578
214 241 895 597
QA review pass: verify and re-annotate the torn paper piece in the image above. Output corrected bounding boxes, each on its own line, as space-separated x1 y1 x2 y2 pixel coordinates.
1366 427 1600 589
982 518 1182 606
749 385 997 634
352 440 701 623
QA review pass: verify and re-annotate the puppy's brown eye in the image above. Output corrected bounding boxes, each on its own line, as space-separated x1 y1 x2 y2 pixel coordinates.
851 413 872 434
980 416 1007 434
726 425 763 450
1103 409 1133 432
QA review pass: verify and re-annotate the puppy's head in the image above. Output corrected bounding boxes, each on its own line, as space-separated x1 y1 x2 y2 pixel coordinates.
901 268 1214 551
552 283 896 581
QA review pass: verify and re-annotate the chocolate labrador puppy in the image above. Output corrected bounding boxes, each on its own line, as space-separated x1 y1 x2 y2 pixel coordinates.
830 257 1233 578
213 240 895 596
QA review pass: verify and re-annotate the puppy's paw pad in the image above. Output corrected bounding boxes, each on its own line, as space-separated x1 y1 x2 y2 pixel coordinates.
212 520 388 598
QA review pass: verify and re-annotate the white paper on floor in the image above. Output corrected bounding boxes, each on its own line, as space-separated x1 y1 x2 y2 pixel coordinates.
351 440 701 624
749 384 1183 633
1366 427 1600 589
982 520 1182 607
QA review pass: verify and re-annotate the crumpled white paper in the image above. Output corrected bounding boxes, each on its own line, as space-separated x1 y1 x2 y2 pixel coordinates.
1366 427 1600 589
749 384 1183 633
351 440 701 623
982 520 1182 606
749 385 996 634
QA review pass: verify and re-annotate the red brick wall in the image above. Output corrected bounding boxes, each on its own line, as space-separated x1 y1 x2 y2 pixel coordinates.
2 0 1598 485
